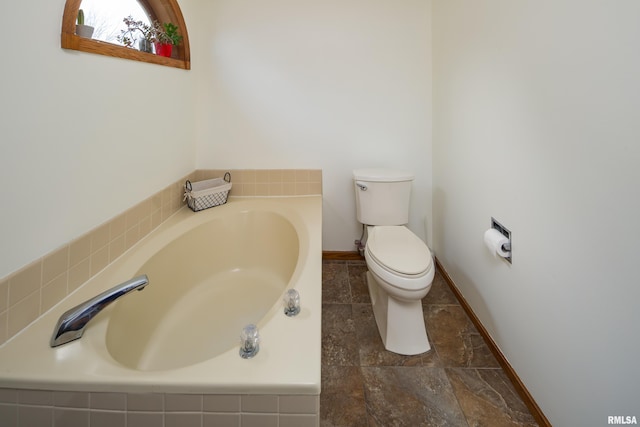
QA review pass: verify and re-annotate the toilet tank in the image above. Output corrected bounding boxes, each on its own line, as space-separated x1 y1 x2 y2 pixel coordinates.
353 169 414 225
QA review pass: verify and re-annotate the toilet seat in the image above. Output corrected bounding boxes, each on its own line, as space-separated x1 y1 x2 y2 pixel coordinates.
365 226 434 292
367 226 432 276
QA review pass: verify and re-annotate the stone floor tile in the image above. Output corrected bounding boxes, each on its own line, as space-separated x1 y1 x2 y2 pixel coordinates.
322 262 351 304
426 305 500 368
320 366 368 427
322 304 359 366
445 368 538 427
362 367 468 427
347 263 370 304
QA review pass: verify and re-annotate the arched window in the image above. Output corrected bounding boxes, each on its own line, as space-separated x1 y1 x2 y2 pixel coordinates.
61 0 190 70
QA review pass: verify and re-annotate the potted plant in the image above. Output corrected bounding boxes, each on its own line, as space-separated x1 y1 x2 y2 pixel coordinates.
117 16 156 53
154 22 183 58
75 9 94 39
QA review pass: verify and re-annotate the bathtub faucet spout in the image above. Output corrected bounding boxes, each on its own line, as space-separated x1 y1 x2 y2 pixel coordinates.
50 275 149 347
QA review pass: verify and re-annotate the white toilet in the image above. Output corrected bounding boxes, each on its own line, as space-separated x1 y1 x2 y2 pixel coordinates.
353 169 434 355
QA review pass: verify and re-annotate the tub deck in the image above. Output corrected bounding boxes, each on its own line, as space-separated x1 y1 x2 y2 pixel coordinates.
0 196 322 396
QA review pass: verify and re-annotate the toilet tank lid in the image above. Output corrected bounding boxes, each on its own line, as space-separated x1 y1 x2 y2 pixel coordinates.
353 169 414 182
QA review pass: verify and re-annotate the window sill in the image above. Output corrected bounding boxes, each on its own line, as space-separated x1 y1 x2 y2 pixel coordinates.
61 33 190 70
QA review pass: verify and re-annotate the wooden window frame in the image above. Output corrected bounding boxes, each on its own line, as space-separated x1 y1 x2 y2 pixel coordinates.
61 0 190 70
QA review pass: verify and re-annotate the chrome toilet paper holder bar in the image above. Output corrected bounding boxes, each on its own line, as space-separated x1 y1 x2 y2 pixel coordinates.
491 217 512 264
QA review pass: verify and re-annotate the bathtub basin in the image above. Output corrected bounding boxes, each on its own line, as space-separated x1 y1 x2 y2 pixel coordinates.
107 210 300 371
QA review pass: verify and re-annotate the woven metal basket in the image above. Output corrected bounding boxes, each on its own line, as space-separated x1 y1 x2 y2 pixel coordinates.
183 172 232 212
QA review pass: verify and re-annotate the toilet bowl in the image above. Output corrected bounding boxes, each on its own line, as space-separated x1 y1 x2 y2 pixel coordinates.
364 225 434 355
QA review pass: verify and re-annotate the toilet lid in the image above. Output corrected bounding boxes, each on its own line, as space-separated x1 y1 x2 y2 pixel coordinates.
367 226 432 276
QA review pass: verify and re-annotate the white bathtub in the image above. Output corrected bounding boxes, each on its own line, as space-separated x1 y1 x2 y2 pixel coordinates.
0 196 322 400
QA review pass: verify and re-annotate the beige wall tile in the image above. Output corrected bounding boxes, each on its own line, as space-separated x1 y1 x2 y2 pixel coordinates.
125 226 140 251
241 169 256 183
127 393 163 411
282 169 296 182
268 169 283 181
309 169 322 183
90 410 126 427
90 392 126 410
241 395 278 413
90 246 109 277
0 278 8 312
127 412 163 427
41 273 68 313
110 214 127 240
0 403 17 426
69 235 91 268
8 291 39 336
295 169 310 182
91 223 110 251
309 182 322 195
54 391 89 408
68 258 90 293
53 408 89 427
0 312 7 345
295 182 310 195
165 413 202 427
18 389 53 405
268 182 283 195
8 261 41 306
18 405 53 427
255 170 269 183
203 413 240 427
109 235 126 263
151 211 162 229
165 393 202 412
283 182 296 196
42 246 69 284
255 183 269 196
279 395 319 414
139 216 152 238
242 413 278 427
280 414 319 427
203 395 240 412
0 388 18 404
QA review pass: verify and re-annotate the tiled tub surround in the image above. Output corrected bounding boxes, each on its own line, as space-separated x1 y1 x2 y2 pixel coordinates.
0 169 322 346
0 390 319 427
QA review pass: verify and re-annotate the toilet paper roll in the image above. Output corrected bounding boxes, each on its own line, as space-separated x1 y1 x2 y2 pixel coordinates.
484 228 511 258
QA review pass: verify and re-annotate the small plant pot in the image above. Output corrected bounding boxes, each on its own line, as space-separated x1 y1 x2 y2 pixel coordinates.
76 24 94 39
154 42 173 58
139 39 153 53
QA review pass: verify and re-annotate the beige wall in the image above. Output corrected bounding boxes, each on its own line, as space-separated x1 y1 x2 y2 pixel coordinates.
1 0 433 277
193 0 433 251
432 1 640 424
0 0 200 279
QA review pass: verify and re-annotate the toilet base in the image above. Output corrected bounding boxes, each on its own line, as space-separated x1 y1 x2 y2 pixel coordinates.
366 271 431 355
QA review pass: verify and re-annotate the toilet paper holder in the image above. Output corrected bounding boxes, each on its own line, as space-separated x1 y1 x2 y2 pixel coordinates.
491 217 512 264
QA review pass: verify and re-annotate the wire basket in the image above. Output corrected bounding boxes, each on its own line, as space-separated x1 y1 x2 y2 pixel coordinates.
183 172 232 212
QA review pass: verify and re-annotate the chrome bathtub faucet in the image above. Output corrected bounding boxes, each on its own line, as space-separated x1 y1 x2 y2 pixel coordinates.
50 275 149 347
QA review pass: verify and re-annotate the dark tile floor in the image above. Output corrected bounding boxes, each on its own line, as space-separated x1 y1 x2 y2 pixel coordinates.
320 259 538 427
